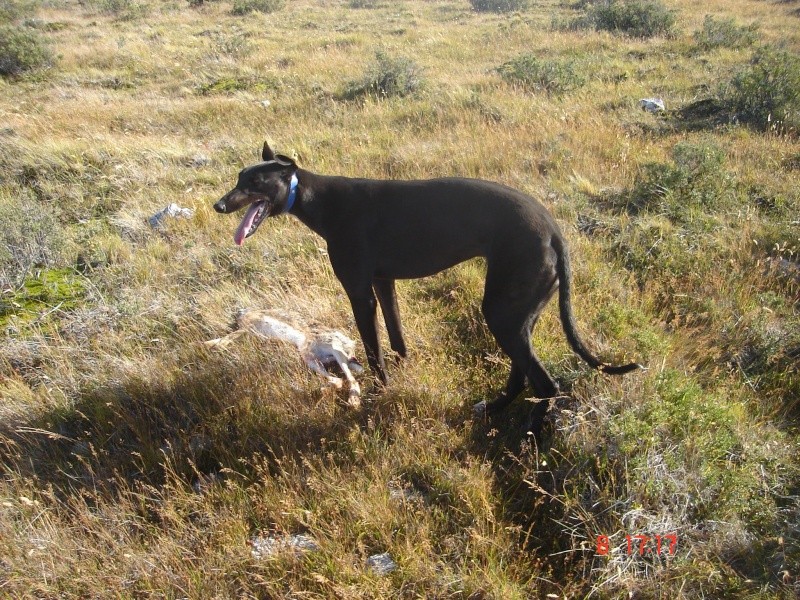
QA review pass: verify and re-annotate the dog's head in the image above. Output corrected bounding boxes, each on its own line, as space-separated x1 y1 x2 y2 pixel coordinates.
214 142 298 246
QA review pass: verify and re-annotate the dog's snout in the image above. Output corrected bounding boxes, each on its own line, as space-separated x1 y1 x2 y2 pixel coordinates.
215 189 249 214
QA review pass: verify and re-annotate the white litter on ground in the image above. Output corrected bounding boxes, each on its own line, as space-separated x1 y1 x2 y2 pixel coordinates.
639 97 666 113
148 203 195 228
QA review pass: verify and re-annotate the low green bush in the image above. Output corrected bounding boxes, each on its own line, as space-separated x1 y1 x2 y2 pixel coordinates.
630 140 735 216
343 51 424 99
88 0 149 19
231 0 284 15
0 0 37 24
723 46 800 134
588 0 676 38
0 25 52 78
0 193 68 290
497 54 586 95
469 0 530 12
693 15 759 51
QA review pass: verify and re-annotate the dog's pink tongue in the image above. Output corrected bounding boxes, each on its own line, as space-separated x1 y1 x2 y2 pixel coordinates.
234 202 263 246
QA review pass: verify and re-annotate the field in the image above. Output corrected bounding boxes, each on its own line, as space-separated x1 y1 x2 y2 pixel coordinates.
1 0 799 597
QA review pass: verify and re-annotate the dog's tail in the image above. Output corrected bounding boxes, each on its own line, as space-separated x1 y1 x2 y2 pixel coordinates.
553 236 642 375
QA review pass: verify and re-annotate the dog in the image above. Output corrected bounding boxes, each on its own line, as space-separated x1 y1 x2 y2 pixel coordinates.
213 142 641 433
205 309 363 405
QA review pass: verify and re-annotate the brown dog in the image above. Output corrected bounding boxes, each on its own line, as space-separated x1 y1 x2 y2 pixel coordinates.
214 143 641 432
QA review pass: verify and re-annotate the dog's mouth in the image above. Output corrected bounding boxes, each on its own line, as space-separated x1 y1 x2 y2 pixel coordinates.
234 199 270 246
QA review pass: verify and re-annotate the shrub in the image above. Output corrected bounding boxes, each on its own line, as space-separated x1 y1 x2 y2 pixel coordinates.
469 0 530 12
693 15 759 51
630 140 735 216
723 46 800 134
343 51 424 99
0 0 37 24
497 54 586 94
588 0 676 38
89 0 149 19
0 25 53 78
214 34 252 58
231 0 284 15
0 193 68 290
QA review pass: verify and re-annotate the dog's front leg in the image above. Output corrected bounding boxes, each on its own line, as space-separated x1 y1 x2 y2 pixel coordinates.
347 292 387 385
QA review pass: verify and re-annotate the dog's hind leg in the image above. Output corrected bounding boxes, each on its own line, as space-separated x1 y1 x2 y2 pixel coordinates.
479 247 560 416
374 278 407 360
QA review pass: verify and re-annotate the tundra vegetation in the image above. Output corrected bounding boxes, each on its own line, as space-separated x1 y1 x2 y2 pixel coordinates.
0 0 798 597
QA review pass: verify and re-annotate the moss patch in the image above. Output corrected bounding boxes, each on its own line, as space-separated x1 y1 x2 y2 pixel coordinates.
1 267 87 329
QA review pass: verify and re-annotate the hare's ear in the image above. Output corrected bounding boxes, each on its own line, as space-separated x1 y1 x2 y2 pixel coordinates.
261 141 275 162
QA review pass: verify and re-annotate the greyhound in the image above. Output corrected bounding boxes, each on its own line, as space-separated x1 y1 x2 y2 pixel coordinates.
213 143 641 432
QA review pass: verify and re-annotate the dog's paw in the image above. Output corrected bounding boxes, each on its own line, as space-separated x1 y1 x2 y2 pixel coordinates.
472 400 488 419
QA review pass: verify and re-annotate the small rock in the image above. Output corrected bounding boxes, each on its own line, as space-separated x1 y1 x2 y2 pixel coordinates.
259 99 271 109
250 533 320 559
639 97 665 113
188 154 211 168
367 552 397 575
148 203 195 229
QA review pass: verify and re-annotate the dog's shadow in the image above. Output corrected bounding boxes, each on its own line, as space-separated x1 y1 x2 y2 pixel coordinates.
1 353 371 500
3 340 569 568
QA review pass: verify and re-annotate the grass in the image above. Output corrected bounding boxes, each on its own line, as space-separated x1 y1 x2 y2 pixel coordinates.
0 0 798 597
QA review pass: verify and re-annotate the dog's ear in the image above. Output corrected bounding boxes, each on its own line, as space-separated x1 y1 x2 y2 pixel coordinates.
262 142 275 162
275 154 297 167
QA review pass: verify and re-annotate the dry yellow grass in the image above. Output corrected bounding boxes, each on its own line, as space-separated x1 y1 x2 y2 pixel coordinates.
1 0 799 597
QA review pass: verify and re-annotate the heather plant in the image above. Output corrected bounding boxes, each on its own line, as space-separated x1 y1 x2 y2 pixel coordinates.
693 15 759 51
0 25 52 77
630 140 735 217
343 51 424 99
469 0 530 12
231 0 284 15
723 46 800 134
496 54 586 95
587 0 676 38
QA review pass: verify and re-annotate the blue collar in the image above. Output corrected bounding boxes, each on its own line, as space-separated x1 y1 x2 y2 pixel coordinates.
284 173 298 214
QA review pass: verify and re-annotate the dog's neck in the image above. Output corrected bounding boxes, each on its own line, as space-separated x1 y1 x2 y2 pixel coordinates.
285 170 327 238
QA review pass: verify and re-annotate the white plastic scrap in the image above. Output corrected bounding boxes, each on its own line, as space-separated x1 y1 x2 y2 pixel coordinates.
639 97 666 113
148 203 195 228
